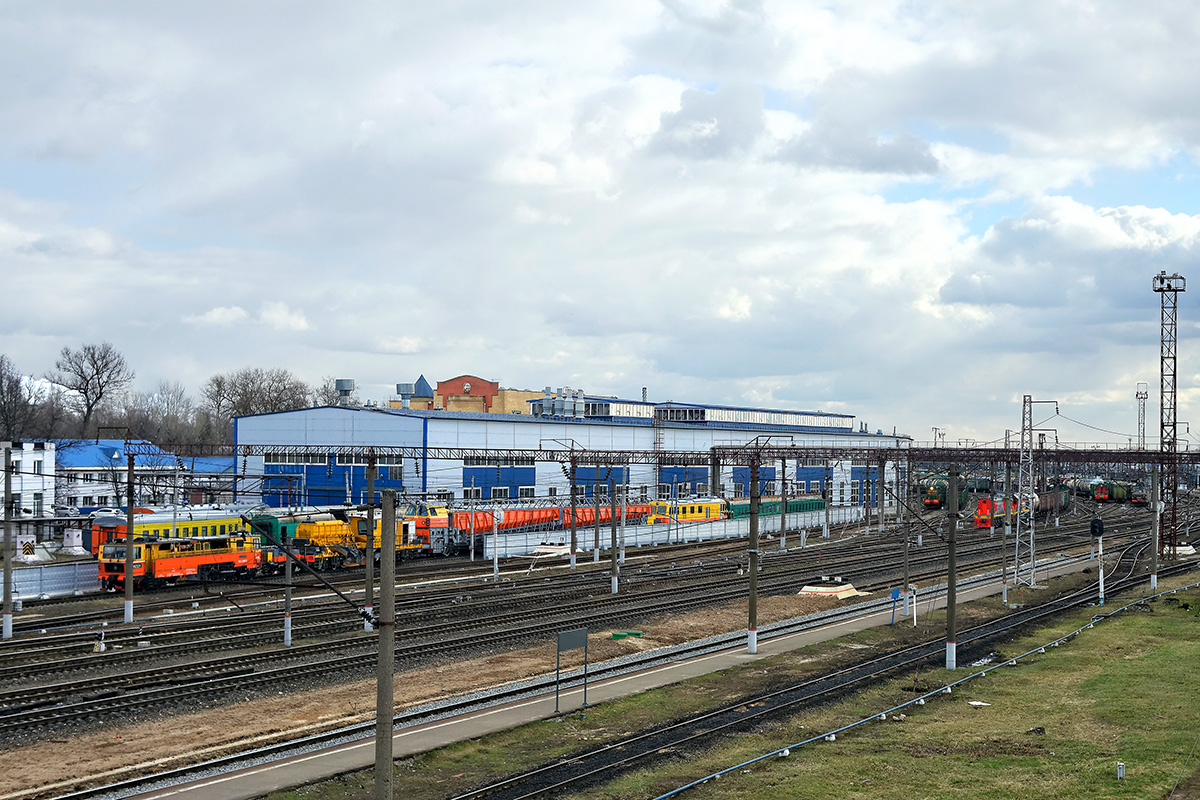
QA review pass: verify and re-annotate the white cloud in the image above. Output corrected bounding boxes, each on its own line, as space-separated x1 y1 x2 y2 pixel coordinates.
185 306 249 326
379 336 423 354
258 302 309 332
714 291 752 321
4 2 1200 443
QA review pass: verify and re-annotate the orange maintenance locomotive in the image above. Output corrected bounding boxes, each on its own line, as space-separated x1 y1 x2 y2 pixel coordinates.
99 533 262 591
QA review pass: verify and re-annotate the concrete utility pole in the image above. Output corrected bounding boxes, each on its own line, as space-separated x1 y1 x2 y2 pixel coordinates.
778 457 787 549
593 481 601 563
619 477 627 564
863 464 871 533
823 461 831 538
284 519 293 647
1151 464 1160 591
747 461 760 654
609 478 619 594
1003 461 1012 606
364 461 377 633
569 459 577 570
492 503 499 583
469 478 475 562
878 455 886 530
946 464 958 670
374 490 397 800
3 443 12 640
125 453 135 624
902 521 912 617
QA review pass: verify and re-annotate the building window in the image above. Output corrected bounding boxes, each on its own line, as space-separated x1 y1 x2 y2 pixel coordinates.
697 483 709 496
463 486 482 500
638 485 649 501
33 492 43 515
491 487 510 500
518 486 535 499
851 480 860 503
733 483 745 498
267 453 328 465
33 460 42 475
548 486 558 498
657 483 671 500
764 481 775 496
435 489 453 503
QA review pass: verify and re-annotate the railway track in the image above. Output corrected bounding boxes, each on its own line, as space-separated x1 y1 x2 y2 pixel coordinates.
447 541 1176 800
2 518 1118 673
38 540 1185 800
0 524 1138 735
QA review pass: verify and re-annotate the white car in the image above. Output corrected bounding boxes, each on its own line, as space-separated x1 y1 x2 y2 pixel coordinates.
53 505 80 517
88 507 122 519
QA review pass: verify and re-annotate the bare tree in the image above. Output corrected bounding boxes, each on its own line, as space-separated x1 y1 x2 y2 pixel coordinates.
201 367 312 423
48 342 135 436
0 355 40 440
311 376 359 407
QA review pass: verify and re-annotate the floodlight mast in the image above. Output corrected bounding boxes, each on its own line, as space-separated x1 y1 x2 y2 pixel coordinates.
1136 382 1149 451
1154 271 1185 559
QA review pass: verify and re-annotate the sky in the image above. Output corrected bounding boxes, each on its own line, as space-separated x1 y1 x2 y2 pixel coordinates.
3 0 1200 448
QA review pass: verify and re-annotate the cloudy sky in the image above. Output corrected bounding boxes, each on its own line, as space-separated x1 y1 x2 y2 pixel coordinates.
3 0 1199 446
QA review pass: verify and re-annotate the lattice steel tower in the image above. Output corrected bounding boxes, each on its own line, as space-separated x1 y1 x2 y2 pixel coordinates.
1154 271 1186 557
1015 395 1035 585
1136 382 1149 450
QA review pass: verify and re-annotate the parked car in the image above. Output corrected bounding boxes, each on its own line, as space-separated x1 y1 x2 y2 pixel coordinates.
88 507 122 519
52 505 81 517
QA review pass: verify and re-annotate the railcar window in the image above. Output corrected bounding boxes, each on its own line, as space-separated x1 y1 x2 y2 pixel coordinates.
102 546 125 559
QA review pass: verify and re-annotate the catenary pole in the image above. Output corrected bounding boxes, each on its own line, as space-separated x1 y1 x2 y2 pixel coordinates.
364 461 376 633
946 464 958 670
469 478 475 561
3 443 12 640
374 490 396 800
609 477 619 594
619 477 626 564
1003 461 1012 605
593 479 601 563
1151 464 1160 591
748 460 760 654
823 461 831 537
569 459 577 570
284 519 293 646
125 452 135 624
778 457 787 549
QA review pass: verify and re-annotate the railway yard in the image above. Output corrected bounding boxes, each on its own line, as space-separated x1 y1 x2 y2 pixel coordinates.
1 483 1194 800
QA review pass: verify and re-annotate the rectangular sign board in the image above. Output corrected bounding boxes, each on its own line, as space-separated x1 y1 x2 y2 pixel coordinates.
557 628 587 652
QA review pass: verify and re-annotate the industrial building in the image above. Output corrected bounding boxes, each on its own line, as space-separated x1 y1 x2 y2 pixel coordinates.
236 380 909 509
